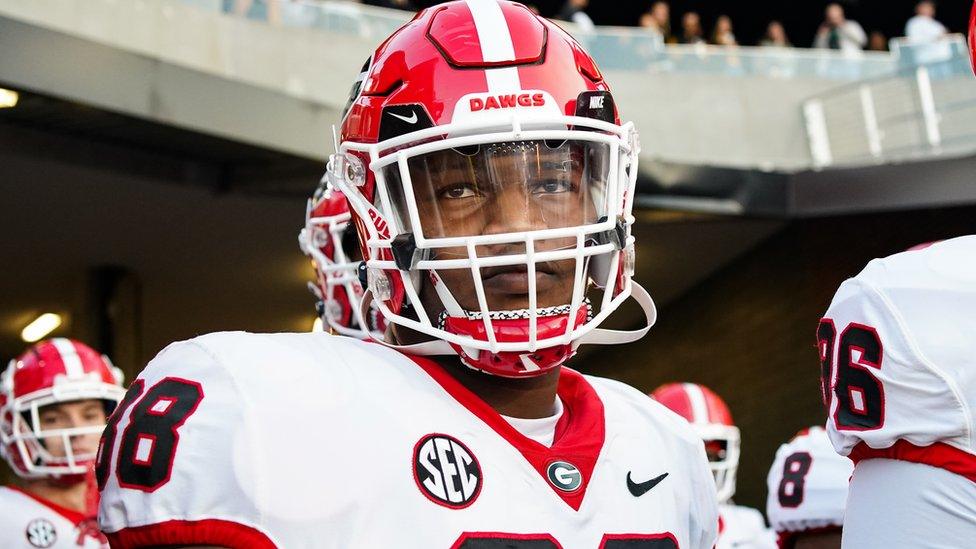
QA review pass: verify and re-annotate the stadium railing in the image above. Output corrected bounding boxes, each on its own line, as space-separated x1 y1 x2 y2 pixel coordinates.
185 0 974 82
803 34 976 168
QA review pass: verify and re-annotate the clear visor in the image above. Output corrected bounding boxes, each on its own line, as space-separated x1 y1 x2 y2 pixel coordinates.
384 139 610 242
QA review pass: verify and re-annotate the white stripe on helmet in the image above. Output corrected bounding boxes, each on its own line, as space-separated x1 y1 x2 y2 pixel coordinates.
464 0 521 93
50 338 84 378
683 382 710 425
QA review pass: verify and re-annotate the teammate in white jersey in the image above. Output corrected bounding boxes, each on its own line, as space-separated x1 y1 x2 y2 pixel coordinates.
766 426 852 549
1 339 125 548
653 383 775 549
96 1 718 547
818 236 976 548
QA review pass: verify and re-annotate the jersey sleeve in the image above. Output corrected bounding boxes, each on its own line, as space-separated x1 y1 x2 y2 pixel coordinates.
820 276 971 463
96 336 278 549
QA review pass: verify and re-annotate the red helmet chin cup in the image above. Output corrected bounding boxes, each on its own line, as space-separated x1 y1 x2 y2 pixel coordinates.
443 305 589 377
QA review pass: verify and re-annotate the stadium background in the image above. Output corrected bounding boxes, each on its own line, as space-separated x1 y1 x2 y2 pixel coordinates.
1 0 975 513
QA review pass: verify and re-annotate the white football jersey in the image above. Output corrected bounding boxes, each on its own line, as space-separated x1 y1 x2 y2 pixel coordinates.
0 486 108 548
819 236 976 547
766 427 852 537
821 236 976 467
715 503 775 549
97 331 718 548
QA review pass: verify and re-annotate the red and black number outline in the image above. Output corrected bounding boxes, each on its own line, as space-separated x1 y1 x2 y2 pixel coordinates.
599 532 680 548
777 451 813 509
833 323 885 432
451 533 563 549
96 379 145 490
816 318 836 408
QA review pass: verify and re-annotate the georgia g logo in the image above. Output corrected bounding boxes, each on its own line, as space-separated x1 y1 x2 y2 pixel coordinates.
413 434 482 509
546 460 583 492
25 518 57 548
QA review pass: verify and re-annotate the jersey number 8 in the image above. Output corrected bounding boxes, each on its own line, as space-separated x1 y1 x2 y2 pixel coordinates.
96 377 204 492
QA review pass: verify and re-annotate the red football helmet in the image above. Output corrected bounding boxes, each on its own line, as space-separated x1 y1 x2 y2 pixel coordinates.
652 383 741 503
327 0 656 378
970 0 976 74
299 184 386 340
0 338 125 479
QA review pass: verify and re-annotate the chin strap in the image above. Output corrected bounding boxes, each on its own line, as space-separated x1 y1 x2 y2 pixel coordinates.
360 281 657 357
577 281 657 345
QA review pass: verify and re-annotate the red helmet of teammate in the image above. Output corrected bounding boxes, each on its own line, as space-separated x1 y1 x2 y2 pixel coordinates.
652 383 741 503
328 0 655 378
0 339 125 479
970 0 976 74
299 184 386 340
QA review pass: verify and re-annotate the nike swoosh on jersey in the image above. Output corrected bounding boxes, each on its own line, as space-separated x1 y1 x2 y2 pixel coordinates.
626 471 669 497
389 110 418 124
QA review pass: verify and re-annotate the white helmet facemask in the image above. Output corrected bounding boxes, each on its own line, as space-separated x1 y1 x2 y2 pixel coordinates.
335 115 656 377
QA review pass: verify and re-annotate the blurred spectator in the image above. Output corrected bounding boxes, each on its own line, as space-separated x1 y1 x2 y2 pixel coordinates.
868 30 889 51
760 20 792 47
814 3 867 52
711 15 737 46
557 0 595 33
233 0 345 26
376 0 413 9
905 1 947 43
679 11 706 45
639 1 673 43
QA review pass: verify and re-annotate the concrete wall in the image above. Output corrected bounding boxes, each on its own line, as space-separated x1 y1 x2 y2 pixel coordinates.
0 0 845 172
608 71 839 170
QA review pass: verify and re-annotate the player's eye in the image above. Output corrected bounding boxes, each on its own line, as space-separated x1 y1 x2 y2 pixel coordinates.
531 179 573 195
438 183 479 200
39 413 62 427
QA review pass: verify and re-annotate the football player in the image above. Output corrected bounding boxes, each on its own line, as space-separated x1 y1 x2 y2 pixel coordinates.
0 338 125 548
653 383 775 549
818 236 976 548
299 183 385 340
96 1 718 547
766 426 852 549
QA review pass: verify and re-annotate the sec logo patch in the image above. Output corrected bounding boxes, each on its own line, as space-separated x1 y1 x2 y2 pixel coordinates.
25 518 57 548
413 433 482 508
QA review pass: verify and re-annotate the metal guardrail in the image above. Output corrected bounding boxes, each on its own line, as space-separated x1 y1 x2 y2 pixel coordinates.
583 29 894 80
803 35 976 169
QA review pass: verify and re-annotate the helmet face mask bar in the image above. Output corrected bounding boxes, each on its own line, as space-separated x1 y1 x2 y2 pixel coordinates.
2 385 123 479
330 1 656 377
651 382 740 503
0 339 125 480
695 422 741 504
334 112 653 377
300 185 386 341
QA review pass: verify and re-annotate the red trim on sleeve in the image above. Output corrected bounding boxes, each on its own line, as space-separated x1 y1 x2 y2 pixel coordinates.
776 526 842 549
848 439 976 483
106 519 277 549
